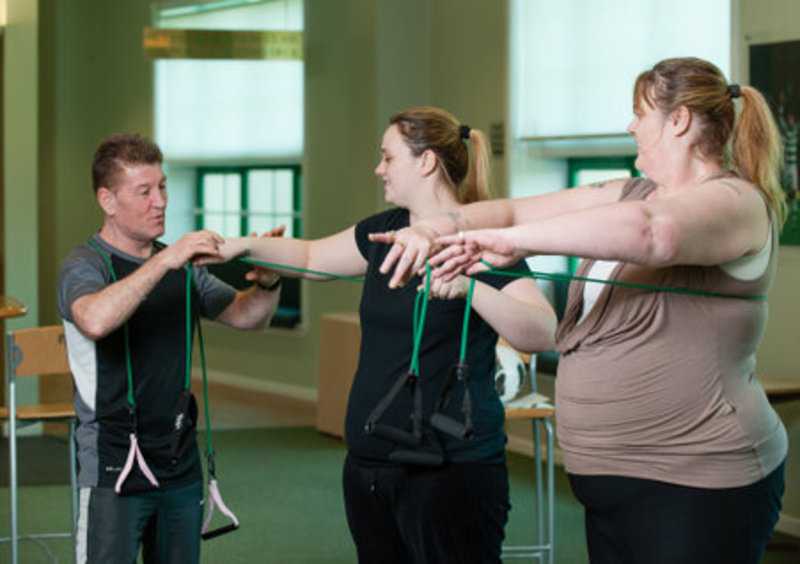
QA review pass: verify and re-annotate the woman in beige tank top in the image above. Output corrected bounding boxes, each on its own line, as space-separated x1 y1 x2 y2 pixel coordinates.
374 57 788 564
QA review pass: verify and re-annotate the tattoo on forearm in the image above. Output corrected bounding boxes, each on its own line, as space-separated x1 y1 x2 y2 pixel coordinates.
589 181 607 189
448 212 462 233
720 180 742 196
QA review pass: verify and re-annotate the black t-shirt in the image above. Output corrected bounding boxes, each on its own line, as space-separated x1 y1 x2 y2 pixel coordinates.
348 208 531 464
58 235 236 490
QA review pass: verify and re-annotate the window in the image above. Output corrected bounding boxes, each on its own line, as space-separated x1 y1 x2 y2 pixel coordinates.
195 165 301 237
568 156 638 188
153 1 303 160
152 0 304 328
194 165 302 328
565 156 639 273
510 0 731 143
508 0 730 278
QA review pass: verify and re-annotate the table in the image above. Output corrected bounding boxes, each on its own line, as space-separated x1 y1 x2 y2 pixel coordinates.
0 296 27 320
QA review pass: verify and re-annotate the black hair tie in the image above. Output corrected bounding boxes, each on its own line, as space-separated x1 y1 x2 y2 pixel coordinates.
459 124 471 139
728 84 741 99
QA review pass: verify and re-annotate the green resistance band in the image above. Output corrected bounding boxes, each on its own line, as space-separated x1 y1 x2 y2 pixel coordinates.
236 255 765 301
362 266 432 456
427 277 477 441
238 257 365 283
185 267 214 462
410 266 476 375
409 265 432 376
459 278 476 363
87 241 236 535
186 267 241 540
86 240 137 413
86 239 161 493
479 261 766 301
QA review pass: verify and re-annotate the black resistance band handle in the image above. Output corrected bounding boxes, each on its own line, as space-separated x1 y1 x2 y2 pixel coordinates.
429 364 474 440
366 424 421 447
364 371 423 447
429 411 472 440
201 523 239 541
388 450 445 467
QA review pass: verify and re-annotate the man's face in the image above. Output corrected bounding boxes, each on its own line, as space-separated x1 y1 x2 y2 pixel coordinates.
100 163 167 244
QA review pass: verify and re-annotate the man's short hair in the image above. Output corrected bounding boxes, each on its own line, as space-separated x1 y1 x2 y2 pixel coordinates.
92 133 163 193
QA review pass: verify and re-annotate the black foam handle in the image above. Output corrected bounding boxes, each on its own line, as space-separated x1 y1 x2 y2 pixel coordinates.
366 423 421 447
201 523 239 541
429 413 471 439
388 450 445 467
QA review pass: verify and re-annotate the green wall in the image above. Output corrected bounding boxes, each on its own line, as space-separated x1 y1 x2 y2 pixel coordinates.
4 0 40 329
41 0 156 329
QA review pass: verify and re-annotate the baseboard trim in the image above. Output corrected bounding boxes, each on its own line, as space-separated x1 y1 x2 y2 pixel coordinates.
191 368 318 403
2 421 44 438
505 433 564 466
776 513 800 538
190 372 559 461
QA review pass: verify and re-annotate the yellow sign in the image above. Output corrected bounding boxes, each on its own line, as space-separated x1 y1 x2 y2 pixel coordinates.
144 28 303 60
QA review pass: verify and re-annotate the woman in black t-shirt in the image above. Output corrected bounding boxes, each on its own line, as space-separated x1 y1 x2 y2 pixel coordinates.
202 106 557 563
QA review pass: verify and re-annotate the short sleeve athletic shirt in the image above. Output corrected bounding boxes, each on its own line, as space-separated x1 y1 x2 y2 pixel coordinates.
57 234 236 490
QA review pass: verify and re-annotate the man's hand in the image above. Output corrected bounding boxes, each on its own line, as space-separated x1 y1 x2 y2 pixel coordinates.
244 225 286 288
160 230 225 269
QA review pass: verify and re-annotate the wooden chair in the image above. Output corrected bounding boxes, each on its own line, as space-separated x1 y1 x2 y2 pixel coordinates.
0 325 78 564
498 339 555 564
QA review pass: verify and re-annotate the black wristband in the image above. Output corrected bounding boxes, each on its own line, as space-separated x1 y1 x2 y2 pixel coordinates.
255 278 282 292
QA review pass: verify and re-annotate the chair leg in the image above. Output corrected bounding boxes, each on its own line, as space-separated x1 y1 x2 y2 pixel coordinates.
533 420 543 548
3 418 78 564
9 383 19 564
70 420 78 564
502 413 555 562
544 417 555 564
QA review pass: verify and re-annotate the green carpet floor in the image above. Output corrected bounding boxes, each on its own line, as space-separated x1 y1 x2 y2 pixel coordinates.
1 428 798 563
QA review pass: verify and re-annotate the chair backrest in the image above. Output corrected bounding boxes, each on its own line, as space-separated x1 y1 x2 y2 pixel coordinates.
7 325 71 380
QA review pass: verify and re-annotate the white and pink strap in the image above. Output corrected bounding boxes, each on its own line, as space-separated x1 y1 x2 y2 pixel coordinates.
202 479 240 535
114 433 160 494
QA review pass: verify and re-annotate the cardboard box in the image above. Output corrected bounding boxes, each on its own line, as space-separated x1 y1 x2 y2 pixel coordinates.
316 312 360 438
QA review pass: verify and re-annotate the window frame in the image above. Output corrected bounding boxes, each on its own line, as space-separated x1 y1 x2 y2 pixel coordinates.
567 156 638 188
194 163 302 237
194 163 303 329
565 156 639 273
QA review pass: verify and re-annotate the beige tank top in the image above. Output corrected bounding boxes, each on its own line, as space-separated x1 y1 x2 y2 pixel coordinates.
554 176 787 488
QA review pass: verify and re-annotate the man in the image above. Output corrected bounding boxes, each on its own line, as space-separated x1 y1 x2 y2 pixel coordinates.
57 133 281 563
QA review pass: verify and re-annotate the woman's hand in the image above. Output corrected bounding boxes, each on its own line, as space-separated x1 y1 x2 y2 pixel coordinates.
192 238 244 266
430 228 527 279
243 226 285 287
369 224 442 288
161 230 226 270
419 273 471 300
